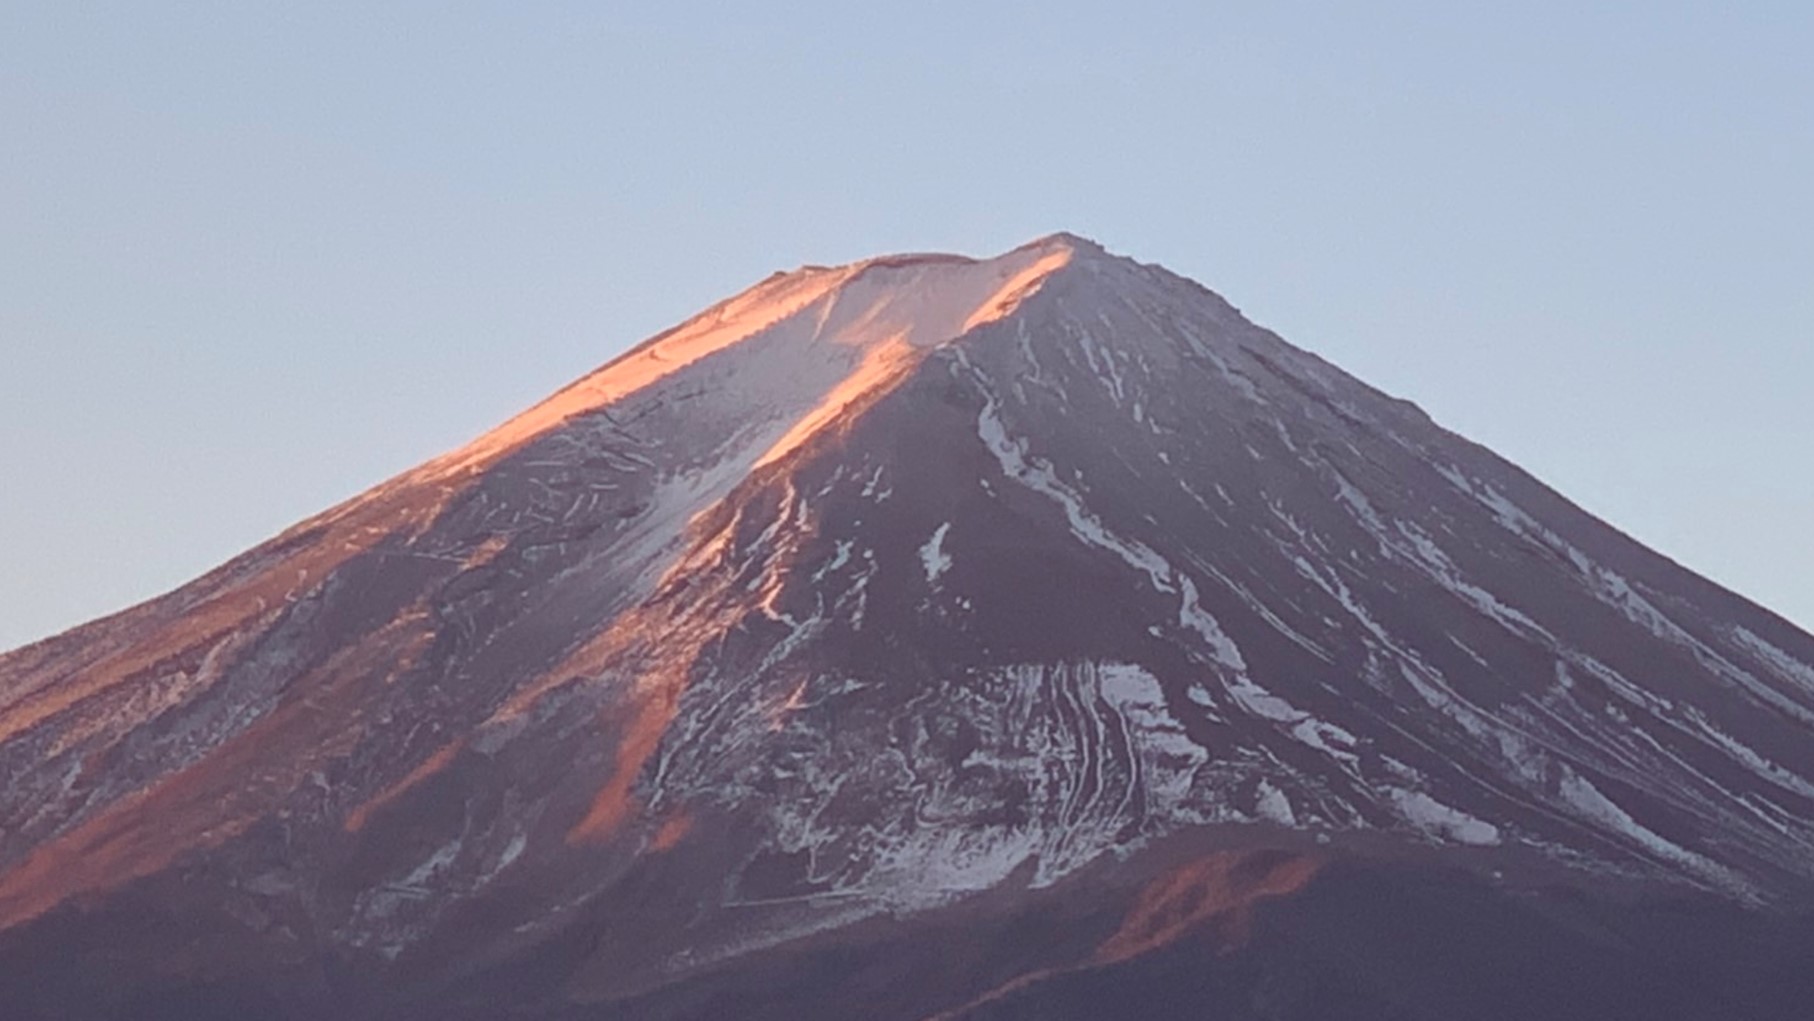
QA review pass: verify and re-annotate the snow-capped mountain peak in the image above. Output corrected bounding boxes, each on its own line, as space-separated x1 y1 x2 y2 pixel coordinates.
4 233 1813 1020
429 233 1086 479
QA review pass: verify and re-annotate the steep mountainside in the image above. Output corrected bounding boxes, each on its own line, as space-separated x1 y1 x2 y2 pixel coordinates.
4 234 1813 1019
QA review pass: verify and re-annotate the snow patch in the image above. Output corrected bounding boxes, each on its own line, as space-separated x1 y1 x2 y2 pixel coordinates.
1388 788 1501 846
1731 626 1814 697
1558 769 1737 890
919 523 953 585
1224 675 1359 767
1255 780 1297 826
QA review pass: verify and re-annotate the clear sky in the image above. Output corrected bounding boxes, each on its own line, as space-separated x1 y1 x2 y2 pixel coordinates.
3 2 1810 651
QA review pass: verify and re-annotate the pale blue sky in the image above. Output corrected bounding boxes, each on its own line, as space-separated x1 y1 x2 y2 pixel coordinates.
3 2 1810 650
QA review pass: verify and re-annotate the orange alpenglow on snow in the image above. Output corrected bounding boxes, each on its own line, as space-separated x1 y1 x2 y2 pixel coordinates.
432 235 1080 480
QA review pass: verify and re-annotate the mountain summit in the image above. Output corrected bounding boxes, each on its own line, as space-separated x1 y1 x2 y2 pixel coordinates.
4 235 1814 1019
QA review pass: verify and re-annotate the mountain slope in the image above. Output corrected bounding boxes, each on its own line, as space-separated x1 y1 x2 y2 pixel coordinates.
3 233 1813 1019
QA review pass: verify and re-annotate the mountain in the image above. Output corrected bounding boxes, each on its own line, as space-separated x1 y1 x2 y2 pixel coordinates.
4 233 1814 1020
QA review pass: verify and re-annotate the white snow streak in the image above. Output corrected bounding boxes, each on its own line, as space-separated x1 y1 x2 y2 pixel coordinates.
1388 788 1500 846
918 523 954 585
